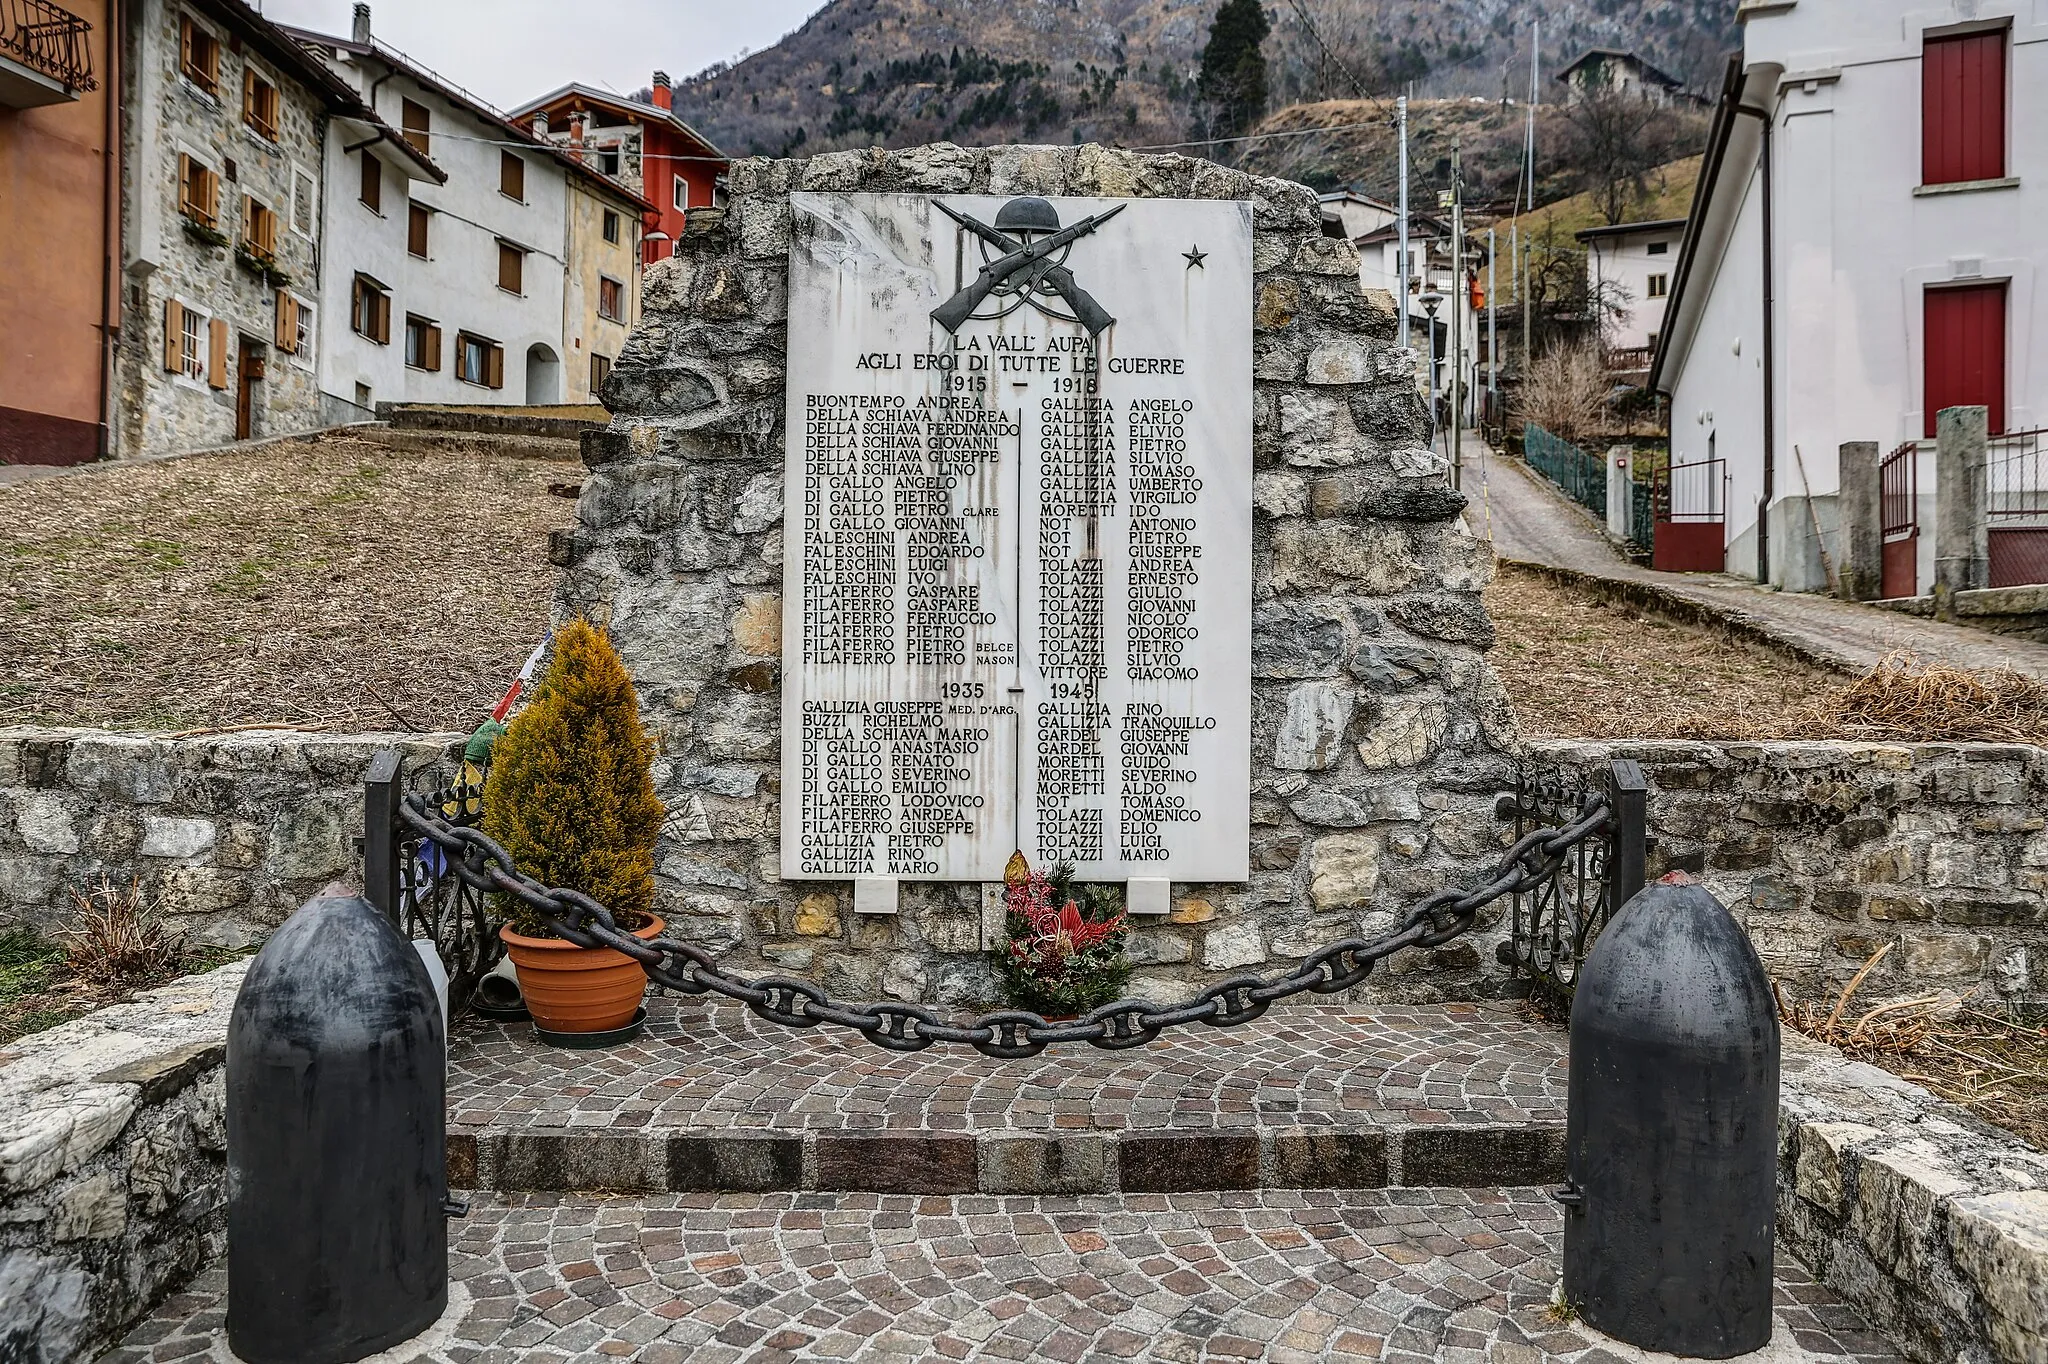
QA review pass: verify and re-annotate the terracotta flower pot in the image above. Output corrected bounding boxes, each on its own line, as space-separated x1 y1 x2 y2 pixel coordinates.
500 915 662 1034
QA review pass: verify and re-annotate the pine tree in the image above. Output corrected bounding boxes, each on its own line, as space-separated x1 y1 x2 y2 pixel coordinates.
483 619 665 934
1198 0 1271 138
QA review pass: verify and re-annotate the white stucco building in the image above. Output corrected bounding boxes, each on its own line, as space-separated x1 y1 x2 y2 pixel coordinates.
1652 0 2047 591
284 4 643 415
1319 190 1488 419
1577 218 1684 369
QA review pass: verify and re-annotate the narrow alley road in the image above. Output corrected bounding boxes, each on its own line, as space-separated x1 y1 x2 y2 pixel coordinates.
1465 437 2048 680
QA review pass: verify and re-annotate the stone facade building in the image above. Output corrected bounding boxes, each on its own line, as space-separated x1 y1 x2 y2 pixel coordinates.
114 0 390 457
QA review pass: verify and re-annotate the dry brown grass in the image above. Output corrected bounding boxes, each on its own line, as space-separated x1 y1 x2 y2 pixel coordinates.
1805 653 2048 745
1483 568 1849 740
0 434 576 732
55 876 184 985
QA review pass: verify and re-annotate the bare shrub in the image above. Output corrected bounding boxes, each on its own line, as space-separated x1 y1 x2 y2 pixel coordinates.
56 877 184 985
1514 341 1609 444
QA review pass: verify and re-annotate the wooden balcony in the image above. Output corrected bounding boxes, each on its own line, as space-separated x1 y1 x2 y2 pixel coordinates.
0 0 96 108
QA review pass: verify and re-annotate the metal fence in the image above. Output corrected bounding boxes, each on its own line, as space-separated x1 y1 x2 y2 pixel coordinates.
1880 440 1921 598
1987 428 2048 588
1524 423 1606 520
1 0 96 91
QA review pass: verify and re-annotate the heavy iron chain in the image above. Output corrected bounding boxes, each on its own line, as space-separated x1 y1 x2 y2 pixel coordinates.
397 793 1612 1059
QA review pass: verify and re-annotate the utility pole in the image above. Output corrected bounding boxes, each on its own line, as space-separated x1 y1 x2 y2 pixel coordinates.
1521 232 1533 378
1396 95 1410 354
1487 225 1498 431
1450 140 1464 490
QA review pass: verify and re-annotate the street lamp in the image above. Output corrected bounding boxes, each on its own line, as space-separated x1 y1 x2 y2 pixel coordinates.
1419 290 1445 442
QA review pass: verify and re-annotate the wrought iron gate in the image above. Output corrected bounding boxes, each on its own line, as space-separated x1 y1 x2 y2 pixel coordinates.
1651 457 1726 573
1987 428 2048 588
364 754 1649 1046
1880 440 1920 599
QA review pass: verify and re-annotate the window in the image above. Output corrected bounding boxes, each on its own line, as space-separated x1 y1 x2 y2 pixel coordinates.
497 241 525 294
242 68 279 140
1646 273 1669 299
358 151 382 213
164 299 208 381
590 353 611 393
1646 241 1669 256
355 381 372 409
401 98 431 156
275 292 313 363
598 275 625 323
176 153 219 227
599 147 620 177
408 203 430 258
241 196 278 259
351 273 391 344
404 314 442 371
178 15 219 96
291 166 316 236
456 332 504 388
1924 29 2007 186
500 151 526 202
673 174 689 210
602 209 620 244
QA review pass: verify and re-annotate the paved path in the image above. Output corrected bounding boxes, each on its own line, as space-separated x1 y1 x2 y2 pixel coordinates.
446 1001 1569 1195
1469 438 2048 679
103 1189 1901 1364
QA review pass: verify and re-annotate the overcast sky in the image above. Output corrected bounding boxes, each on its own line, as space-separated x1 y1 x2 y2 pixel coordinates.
255 0 824 110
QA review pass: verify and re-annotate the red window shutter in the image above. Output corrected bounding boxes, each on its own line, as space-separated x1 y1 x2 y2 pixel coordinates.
1923 30 2006 185
1924 282 2008 436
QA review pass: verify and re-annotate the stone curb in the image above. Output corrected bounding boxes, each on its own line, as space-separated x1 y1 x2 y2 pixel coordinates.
444 1121 1567 1197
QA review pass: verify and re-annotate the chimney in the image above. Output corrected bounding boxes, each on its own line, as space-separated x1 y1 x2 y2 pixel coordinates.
351 3 370 45
651 70 671 111
532 109 549 137
569 111 586 153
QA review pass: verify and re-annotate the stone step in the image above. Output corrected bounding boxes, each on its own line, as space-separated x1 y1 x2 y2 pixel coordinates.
447 1001 1573 1196
102 1188 1905 1364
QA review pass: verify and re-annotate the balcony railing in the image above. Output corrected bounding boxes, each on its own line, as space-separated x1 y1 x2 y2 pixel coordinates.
1 0 96 93
1603 345 1655 374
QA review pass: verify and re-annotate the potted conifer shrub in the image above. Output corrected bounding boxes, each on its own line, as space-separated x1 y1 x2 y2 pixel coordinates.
995 855 1131 1018
483 618 665 1040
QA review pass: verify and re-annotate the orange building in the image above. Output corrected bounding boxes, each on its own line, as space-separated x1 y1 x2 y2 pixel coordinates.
0 0 119 465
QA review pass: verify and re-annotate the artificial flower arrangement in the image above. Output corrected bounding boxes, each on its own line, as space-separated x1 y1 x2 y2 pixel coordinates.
995 852 1132 1017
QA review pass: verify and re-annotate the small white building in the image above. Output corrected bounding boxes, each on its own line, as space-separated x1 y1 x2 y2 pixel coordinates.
1577 217 1685 370
1651 0 2048 592
1318 190 1489 418
284 4 640 415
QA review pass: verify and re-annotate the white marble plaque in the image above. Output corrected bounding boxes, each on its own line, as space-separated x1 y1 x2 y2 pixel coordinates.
781 193 1252 883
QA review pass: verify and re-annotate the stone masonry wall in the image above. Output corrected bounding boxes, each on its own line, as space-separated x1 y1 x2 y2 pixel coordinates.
0 729 457 945
0 961 247 1364
1534 740 2048 1006
557 143 1523 1008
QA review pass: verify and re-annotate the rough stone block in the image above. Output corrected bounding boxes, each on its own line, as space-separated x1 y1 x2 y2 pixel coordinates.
1400 1126 1565 1186
1200 919 1267 970
496 1134 664 1193
12 792 79 855
1271 1130 1389 1188
1309 832 1380 910
1274 682 1354 771
979 1136 1108 1194
814 1135 976 1193
1118 1134 1259 1192
1948 1189 2048 1364
92 1042 224 1105
139 816 215 860
668 1135 803 1192
1793 1121 1883 1217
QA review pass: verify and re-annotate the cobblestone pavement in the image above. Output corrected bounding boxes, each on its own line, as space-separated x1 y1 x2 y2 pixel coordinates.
449 1000 1568 1135
1470 440 2048 678
103 1189 1903 1364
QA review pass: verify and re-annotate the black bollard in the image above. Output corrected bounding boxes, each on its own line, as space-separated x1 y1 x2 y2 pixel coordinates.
227 893 450 1364
1560 878 1779 1358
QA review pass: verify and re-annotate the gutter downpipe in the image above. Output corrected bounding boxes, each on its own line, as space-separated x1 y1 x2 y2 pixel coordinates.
1736 95 1775 586
97 0 122 460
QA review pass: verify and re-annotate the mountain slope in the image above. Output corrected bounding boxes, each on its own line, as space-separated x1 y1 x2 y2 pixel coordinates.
672 0 1740 157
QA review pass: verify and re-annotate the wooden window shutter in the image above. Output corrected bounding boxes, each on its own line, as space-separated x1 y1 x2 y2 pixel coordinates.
360 152 380 212
1924 30 2008 185
179 17 193 72
408 203 429 257
274 291 296 351
486 344 504 389
376 291 391 345
164 300 185 372
501 151 524 200
242 67 255 122
258 204 276 256
424 323 442 372
177 154 193 216
208 318 229 389
202 168 218 227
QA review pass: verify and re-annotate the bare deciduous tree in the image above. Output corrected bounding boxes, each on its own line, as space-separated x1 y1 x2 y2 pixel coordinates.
1515 340 1611 443
1561 86 1692 225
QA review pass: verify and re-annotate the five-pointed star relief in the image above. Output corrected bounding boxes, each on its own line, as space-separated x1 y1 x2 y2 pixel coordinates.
1183 245 1207 269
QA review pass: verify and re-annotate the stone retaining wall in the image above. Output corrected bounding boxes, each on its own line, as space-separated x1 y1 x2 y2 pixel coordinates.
0 961 248 1363
0 729 458 945
1779 1032 2048 1364
1532 740 2048 1006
